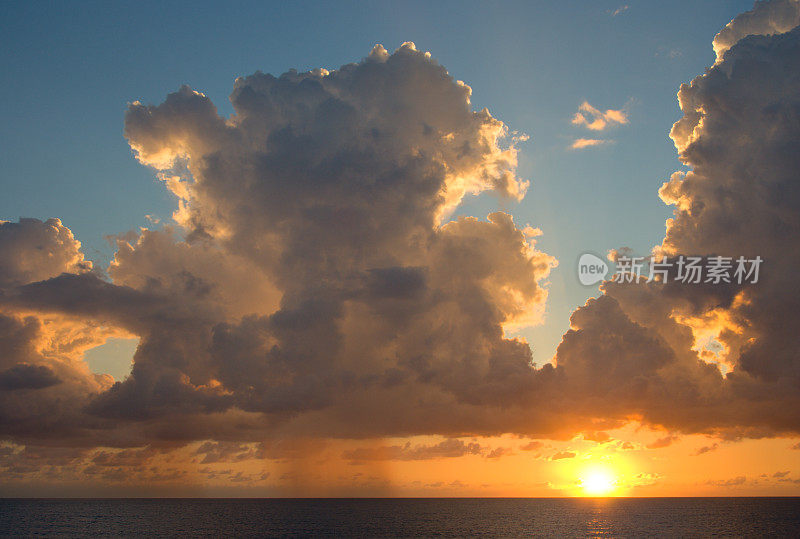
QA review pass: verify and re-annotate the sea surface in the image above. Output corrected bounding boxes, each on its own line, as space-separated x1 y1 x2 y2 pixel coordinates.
1 497 799 537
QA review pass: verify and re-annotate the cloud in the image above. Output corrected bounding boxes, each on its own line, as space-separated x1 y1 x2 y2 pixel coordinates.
571 101 628 131
712 0 800 62
0 43 559 450
0 218 91 288
707 475 747 487
486 446 513 458
583 431 612 443
194 441 256 464
571 138 609 149
778 477 800 484
550 451 576 460
632 472 662 487
693 443 719 456
647 435 679 449
520 440 543 451
773 470 790 478
108 227 282 319
89 447 160 468
611 5 629 17
342 439 485 463
552 0 800 439
0 364 60 391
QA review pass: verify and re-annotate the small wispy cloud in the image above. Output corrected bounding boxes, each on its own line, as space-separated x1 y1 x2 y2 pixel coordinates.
706 476 746 487
611 5 629 17
646 435 679 449
571 101 628 131
571 138 609 149
655 46 684 60
692 443 719 456
486 447 514 459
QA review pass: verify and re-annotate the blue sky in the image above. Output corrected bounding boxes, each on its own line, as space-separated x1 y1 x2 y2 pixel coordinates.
0 0 753 368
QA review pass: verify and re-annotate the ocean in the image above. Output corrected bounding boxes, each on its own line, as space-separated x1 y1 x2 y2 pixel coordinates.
1 497 799 536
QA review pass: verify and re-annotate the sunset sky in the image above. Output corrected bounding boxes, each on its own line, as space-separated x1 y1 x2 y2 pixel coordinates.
1 0 799 497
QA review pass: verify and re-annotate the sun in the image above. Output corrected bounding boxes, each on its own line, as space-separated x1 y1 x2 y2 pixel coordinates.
579 467 617 496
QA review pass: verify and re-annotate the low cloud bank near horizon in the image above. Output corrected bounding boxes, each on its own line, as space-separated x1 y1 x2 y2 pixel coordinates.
2 0 800 486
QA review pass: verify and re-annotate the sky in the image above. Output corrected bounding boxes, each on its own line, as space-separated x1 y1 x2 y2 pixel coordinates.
1 0 799 497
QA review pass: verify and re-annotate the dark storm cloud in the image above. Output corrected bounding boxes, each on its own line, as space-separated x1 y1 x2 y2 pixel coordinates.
0 364 60 391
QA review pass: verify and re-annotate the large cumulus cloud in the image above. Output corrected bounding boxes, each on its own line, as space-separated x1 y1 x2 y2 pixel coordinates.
554 0 800 438
0 43 556 450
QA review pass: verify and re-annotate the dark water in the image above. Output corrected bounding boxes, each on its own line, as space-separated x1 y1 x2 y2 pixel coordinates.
1 498 799 537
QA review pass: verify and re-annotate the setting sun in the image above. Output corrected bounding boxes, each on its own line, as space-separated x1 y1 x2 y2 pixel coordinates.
580 467 617 496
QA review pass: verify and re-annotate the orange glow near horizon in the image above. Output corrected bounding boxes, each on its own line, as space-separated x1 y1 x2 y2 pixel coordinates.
3 428 800 497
